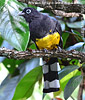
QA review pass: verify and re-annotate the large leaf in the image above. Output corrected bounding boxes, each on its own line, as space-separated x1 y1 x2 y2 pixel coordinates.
59 20 65 31
66 20 85 28
60 69 81 91
0 75 19 100
12 66 42 100
0 0 5 7
0 58 41 100
71 30 84 42
59 65 79 80
62 32 69 48
66 42 85 51
0 0 29 51
64 75 83 100
18 58 42 81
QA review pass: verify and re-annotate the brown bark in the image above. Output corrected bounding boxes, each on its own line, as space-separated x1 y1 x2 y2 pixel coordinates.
17 0 85 14
0 47 85 62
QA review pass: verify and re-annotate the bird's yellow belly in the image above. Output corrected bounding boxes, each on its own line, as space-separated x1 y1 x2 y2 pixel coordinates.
35 32 60 50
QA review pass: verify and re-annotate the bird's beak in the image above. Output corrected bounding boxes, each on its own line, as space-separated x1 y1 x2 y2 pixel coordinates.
18 12 25 16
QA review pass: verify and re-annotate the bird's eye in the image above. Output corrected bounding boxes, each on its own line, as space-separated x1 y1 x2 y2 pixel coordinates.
26 9 31 14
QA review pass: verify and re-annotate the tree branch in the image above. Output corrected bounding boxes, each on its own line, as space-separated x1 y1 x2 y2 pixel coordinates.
17 0 85 14
51 9 80 17
0 48 85 62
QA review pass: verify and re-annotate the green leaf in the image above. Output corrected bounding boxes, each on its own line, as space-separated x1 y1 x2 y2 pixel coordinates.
60 69 81 91
79 0 85 4
69 59 79 65
12 66 42 100
59 65 79 80
63 0 72 2
59 20 65 31
0 58 41 100
0 75 19 100
66 20 85 28
3 58 24 74
0 1 29 51
29 43 37 49
0 0 5 7
66 42 84 51
28 5 37 9
0 35 3 46
71 30 84 42
64 75 83 100
62 32 69 48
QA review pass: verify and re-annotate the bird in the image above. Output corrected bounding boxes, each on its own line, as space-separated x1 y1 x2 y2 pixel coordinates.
19 7 63 93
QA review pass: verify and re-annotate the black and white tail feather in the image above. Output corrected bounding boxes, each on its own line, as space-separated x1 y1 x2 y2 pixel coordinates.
40 57 61 93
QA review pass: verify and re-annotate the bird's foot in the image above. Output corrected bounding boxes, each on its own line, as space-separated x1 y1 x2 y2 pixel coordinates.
27 48 33 52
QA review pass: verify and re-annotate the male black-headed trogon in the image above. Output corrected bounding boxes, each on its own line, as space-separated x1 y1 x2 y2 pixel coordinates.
19 7 63 93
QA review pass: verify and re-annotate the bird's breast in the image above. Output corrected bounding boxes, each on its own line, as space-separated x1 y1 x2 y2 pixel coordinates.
35 32 60 50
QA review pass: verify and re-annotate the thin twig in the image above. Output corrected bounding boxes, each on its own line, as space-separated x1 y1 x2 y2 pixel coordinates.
70 96 75 100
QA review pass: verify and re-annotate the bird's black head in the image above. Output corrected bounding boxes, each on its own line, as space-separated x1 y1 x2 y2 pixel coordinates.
19 7 41 23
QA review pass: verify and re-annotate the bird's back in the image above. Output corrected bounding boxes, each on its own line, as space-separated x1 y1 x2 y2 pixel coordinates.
29 14 56 42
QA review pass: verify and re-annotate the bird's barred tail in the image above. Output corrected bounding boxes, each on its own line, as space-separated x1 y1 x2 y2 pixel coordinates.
42 58 61 93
